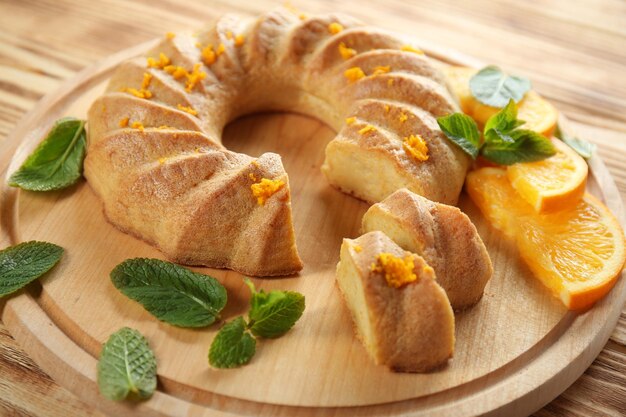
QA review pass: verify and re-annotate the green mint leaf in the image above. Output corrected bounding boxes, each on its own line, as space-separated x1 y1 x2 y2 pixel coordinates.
484 99 520 144
9 117 86 191
110 258 227 328
209 317 256 368
470 65 531 108
436 113 481 159
97 327 157 401
245 279 305 339
555 124 596 159
0 241 63 297
482 129 555 165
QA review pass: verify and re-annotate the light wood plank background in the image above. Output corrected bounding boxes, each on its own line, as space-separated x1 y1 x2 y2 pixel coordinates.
0 0 624 416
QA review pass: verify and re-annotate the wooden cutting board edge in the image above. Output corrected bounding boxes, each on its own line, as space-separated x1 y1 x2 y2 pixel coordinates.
0 39 624 417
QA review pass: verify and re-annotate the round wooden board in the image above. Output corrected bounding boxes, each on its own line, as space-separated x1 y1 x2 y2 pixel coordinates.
0 40 624 417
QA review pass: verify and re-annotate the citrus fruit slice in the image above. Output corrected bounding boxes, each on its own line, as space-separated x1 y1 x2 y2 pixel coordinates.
444 66 558 137
466 167 626 310
507 139 588 212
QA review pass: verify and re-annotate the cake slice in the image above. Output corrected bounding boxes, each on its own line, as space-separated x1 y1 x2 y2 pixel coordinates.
361 188 492 309
336 231 454 372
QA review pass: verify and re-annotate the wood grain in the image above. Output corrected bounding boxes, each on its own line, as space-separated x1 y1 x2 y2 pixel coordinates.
0 0 624 416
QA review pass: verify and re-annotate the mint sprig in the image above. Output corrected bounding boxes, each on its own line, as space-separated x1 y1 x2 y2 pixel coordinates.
0 241 63 297
436 113 480 159
9 117 86 191
97 327 157 401
555 124 596 159
437 99 555 165
246 279 305 338
208 317 256 368
208 279 305 368
469 65 531 108
110 258 227 328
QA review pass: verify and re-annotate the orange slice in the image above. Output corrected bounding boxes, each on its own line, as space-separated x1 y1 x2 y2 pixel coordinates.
507 139 588 212
444 66 558 137
443 65 475 114
466 167 626 310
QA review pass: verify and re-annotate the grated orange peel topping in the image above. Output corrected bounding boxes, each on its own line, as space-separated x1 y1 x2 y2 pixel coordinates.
403 134 429 161
344 66 365 83
328 22 343 34
338 42 356 60
251 178 285 206
371 253 419 288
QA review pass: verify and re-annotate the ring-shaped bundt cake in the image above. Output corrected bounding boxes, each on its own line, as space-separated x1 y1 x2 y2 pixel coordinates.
85 7 470 276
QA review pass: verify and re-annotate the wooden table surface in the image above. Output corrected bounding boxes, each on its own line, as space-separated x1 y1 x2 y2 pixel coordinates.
0 0 624 416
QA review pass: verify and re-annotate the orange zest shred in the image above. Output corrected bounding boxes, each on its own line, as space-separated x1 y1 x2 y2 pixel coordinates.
298 13 307 20
216 43 226 57
384 104 390 113
401 45 424 54
248 172 258 181
163 65 187 79
185 63 206 92
201 44 217 65
158 157 168 164
122 71 153 99
353 244 363 253
250 178 285 206
372 65 391 75
399 112 408 123
344 66 365 83
122 88 151 99
163 62 205 92
338 42 356 60
131 121 145 131
345 116 357 125
371 253 418 288
147 52 170 69
403 134 429 161
358 125 377 135
387 78 394 86
165 32 176 40
328 22 343 34
119 117 130 128
234 34 245 47
226 31 233 40
177 104 198 116
157 125 171 130
141 72 152 89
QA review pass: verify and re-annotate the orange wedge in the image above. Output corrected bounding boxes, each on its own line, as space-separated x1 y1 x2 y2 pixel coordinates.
443 66 475 114
507 139 588 212
444 66 558 137
466 167 626 310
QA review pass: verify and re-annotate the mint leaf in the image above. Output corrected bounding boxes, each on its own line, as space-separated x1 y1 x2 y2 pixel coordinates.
555 124 596 159
436 113 481 159
110 258 227 328
209 317 256 368
97 327 157 401
482 129 555 165
484 99 524 143
470 65 531 108
9 117 86 191
0 241 63 297
245 279 305 339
